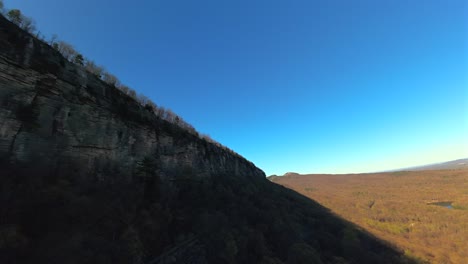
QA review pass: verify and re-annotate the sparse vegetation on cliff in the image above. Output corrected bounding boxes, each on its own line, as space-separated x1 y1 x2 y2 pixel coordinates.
0 1 429 263
0 1 236 156
5 9 35 33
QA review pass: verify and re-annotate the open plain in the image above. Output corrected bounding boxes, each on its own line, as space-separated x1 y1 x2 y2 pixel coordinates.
270 169 468 263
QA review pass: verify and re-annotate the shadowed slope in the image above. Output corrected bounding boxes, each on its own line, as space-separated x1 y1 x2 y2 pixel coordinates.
0 14 418 264
0 165 420 264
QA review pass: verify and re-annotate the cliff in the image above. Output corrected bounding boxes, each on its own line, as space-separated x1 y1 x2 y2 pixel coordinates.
0 15 265 182
0 15 416 264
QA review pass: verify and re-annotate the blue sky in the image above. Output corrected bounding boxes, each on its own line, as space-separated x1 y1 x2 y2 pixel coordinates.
6 0 467 175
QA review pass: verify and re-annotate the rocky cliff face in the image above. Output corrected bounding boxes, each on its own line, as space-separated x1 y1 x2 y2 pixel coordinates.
0 15 417 264
0 15 265 182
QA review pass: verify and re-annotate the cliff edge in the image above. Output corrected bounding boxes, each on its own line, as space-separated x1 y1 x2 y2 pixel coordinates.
0 15 416 264
0 15 265 182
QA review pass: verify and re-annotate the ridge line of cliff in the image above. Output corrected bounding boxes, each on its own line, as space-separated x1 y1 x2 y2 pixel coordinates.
0 14 266 181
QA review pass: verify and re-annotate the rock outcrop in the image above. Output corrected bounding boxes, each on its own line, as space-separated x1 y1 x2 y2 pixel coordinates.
0 15 418 264
0 15 265 182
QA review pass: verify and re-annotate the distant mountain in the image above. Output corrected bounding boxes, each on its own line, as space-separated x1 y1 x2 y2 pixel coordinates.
397 158 468 171
284 172 300 176
268 159 468 178
267 172 299 180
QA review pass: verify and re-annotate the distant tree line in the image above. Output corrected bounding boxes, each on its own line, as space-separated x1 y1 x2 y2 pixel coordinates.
0 0 241 157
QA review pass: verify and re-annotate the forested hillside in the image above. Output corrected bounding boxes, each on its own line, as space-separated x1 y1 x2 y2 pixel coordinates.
0 7 418 264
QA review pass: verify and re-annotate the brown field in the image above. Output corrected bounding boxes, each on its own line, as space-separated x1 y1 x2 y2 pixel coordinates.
271 169 468 264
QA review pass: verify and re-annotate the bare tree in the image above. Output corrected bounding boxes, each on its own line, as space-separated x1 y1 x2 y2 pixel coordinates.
49 34 58 45
117 84 130 94
145 100 157 112
20 15 36 33
180 119 194 132
102 72 120 87
55 41 77 60
156 106 166 119
127 89 137 99
35 31 46 42
85 60 104 78
0 0 208 144
117 84 138 100
164 109 177 123
185 124 198 136
201 134 213 143
137 94 150 106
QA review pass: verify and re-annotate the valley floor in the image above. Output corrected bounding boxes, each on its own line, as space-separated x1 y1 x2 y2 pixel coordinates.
271 169 468 264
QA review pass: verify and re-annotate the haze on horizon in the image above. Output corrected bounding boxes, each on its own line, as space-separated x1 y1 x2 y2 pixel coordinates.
9 0 467 175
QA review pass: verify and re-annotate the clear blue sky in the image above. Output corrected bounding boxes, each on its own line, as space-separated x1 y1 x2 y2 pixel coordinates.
6 0 467 175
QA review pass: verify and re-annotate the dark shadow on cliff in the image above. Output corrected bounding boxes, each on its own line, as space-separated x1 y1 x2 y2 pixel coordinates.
0 163 424 264
0 12 422 264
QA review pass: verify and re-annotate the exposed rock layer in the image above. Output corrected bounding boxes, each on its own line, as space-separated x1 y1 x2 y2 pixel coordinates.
0 15 265 181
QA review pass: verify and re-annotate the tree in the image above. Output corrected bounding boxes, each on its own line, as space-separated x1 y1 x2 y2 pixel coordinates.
137 94 150 106
7 9 22 26
184 123 198 136
164 109 176 123
20 15 35 33
127 89 137 99
6 9 36 33
35 31 46 42
201 134 215 143
102 72 120 87
117 84 130 94
73 54 84 66
49 34 58 46
156 106 166 119
145 100 157 113
55 41 77 60
287 243 322 264
84 60 104 78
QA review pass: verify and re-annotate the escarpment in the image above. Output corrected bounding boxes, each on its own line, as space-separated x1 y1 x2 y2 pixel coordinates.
0 15 418 264
0 15 265 182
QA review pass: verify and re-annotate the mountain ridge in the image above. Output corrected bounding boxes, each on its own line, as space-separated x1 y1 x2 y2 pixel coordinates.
0 14 418 264
267 158 468 178
0 14 264 183
393 158 468 171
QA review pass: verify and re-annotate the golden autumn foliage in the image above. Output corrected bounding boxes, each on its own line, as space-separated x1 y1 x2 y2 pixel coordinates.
271 169 468 264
